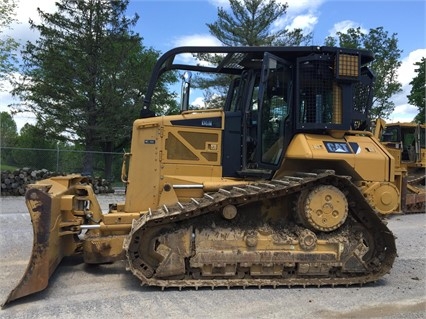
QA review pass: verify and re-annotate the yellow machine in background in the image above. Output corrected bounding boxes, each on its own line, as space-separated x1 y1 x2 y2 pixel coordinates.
374 119 425 214
4 46 398 307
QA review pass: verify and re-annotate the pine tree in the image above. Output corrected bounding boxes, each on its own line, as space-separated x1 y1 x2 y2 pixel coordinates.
199 0 312 108
207 0 312 46
11 0 174 178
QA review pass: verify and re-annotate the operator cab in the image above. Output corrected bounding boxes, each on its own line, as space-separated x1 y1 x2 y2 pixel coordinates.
380 123 426 163
142 46 375 178
222 54 291 177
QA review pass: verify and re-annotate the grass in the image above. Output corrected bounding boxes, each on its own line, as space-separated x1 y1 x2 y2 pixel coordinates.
0 164 18 172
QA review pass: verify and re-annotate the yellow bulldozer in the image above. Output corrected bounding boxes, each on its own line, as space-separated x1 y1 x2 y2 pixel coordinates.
4 46 398 307
373 119 426 214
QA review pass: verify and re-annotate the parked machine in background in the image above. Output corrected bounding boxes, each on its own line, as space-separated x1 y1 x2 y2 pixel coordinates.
4 46 398 307
374 120 425 214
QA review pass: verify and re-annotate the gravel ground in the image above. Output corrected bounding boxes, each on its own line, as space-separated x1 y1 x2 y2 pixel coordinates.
0 194 425 319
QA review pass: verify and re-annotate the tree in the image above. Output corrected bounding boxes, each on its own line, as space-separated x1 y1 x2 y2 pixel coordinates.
407 58 425 123
207 0 312 46
198 0 312 108
12 123 57 170
11 0 173 178
0 111 18 166
325 27 403 119
0 0 19 91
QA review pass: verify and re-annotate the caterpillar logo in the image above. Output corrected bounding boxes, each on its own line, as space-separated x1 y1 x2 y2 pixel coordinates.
324 142 352 153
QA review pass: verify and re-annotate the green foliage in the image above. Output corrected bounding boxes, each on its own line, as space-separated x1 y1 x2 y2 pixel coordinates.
3 121 122 179
0 163 17 171
10 0 172 178
12 123 57 170
325 27 403 119
150 71 179 116
0 112 17 144
0 112 18 165
407 58 425 123
201 0 312 107
207 0 312 46
0 0 19 91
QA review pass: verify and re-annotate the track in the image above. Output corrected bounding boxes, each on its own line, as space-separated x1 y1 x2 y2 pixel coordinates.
405 174 426 214
124 171 397 289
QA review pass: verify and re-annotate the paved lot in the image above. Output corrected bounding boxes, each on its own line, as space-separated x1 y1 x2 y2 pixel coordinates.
0 194 425 319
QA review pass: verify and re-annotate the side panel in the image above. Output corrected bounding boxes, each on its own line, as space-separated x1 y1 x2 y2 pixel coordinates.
125 111 229 213
281 133 392 182
162 127 222 165
345 134 394 182
124 120 162 213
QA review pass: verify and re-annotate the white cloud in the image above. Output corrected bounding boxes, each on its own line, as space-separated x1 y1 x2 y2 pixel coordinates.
8 0 57 45
207 0 229 8
389 48 426 122
170 34 223 66
396 49 426 86
283 14 318 33
270 0 322 34
0 84 18 112
284 0 324 16
207 0 322 36
1 0 56 132
191 96 206 109
0 73 35 132
172 34 222 47
388 104 419 123
328 20 367 37
14 0 57 23
208 0 325 14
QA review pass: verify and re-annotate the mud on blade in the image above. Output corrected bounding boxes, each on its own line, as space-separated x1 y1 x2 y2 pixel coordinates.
3 187 72 307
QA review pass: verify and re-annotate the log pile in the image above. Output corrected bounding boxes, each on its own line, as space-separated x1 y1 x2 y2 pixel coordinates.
91 177 114 194
1 168 113 196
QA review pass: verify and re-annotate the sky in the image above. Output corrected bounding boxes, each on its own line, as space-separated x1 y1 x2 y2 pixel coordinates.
1 0 425 131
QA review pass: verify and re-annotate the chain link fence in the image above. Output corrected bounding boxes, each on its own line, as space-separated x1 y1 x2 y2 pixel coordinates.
1 146 125 195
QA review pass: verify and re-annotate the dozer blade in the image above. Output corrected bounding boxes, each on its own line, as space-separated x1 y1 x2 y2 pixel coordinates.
3 188 66 307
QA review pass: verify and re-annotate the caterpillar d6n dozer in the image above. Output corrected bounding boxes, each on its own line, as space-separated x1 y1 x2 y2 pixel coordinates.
373 119 425 214
4 46 398 307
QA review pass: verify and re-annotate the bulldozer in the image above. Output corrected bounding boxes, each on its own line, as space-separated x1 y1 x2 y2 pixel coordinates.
373 119 425 214
3 46 398 307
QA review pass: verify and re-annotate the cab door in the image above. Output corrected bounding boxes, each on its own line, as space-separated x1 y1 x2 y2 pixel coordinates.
241 53 293 177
